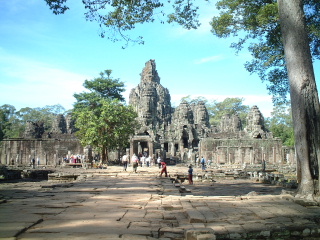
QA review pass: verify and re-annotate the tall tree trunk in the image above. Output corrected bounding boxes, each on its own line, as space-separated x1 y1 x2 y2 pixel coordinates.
278 0 320 197
101 146 107 163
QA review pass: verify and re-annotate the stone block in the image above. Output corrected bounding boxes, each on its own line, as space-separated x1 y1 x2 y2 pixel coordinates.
186 210 206 223
159 227 184 239
185 228 215 240
196 233 216 240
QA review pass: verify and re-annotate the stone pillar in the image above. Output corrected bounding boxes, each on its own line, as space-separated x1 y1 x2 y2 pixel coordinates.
148 141 154 158
239 147 243 164
138 142 142 154
170 142 175 156
130 139 134 160
272 147 276 164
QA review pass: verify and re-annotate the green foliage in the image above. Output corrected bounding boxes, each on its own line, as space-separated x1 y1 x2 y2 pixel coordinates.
46 0 201 46
73 70 125 110
0 104 66 139
180 95 208 104
265 102 294 147
73 69 137 162
0 105 16 140
206 97 249 127
74 99 137 162
45 0 69 14
210 0 320 103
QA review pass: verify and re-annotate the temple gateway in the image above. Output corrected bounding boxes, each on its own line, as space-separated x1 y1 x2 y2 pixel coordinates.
0 60 294 167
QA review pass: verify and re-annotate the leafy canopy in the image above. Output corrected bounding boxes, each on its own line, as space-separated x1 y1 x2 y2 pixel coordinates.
73 69 125 110
74 98 137 159
45 0 201 46
206 97 249 127
0 104 66 139
265 102 294 147
210 0 320 103
72 69 137 162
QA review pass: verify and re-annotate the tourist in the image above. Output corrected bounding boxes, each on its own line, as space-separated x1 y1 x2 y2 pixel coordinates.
160 161 168 177
201 156 206 171
32 158 35 169
132 153 139 173
262 160 266 172
188 165 193 184
197 157 201 168
146 155 151 167
122 154 129 171
195 156 198 167
140 155 145 167
207 159 211 168
157 157 162 169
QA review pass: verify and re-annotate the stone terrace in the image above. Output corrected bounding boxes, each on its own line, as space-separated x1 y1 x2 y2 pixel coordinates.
0 166 320 240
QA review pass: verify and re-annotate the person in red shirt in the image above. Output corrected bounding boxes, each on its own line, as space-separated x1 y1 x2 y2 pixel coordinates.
160 161 168 177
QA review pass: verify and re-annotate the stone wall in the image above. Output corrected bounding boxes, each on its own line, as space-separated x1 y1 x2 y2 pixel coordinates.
199 138 283 165
0 138 84 166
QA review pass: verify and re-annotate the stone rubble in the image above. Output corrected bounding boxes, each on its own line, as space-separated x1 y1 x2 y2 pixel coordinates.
0 166 319 240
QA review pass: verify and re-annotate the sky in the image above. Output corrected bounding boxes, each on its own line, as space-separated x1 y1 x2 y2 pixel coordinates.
1 0 319 118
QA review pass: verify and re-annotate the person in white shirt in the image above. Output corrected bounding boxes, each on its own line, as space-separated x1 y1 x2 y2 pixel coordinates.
122 154 129 171
132 154 139 173
146 155 151 167
141 155 146 167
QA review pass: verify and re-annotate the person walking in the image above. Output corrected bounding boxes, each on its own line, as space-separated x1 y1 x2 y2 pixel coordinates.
140 155 146 167
188 165 193 185
157 157 162 169
201 156 206 171
122 154 129 171
132 153 139 173
160 161 168 177
146 155 151 167
32 158 35 169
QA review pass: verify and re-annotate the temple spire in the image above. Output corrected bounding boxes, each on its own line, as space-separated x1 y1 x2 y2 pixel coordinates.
140 59 160 84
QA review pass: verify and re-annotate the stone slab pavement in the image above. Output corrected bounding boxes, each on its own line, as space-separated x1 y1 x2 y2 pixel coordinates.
0 165 320 240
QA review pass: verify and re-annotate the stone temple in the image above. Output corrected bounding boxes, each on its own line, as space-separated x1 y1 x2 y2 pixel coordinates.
0 59 293 167
128 60 287 166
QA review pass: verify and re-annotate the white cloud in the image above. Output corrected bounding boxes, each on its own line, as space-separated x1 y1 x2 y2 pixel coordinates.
194 55 225 64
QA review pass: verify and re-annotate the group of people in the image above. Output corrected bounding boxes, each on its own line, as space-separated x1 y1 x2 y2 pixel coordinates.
121 153 194 185
121 153 153 172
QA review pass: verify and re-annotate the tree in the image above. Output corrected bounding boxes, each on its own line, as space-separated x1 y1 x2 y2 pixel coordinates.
0 105 16 140
180 95 208 104
73 70 125 110
211 0 320 197
265 102 294 147
210 0 320 104
72 70 137 163
74 99 137 162
0 104 66 139
278 0 320 197
17 104 66 133
207 97 249 127
45 0 201 46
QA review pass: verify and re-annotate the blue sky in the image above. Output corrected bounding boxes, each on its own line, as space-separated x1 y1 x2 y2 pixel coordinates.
1 0 319 118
